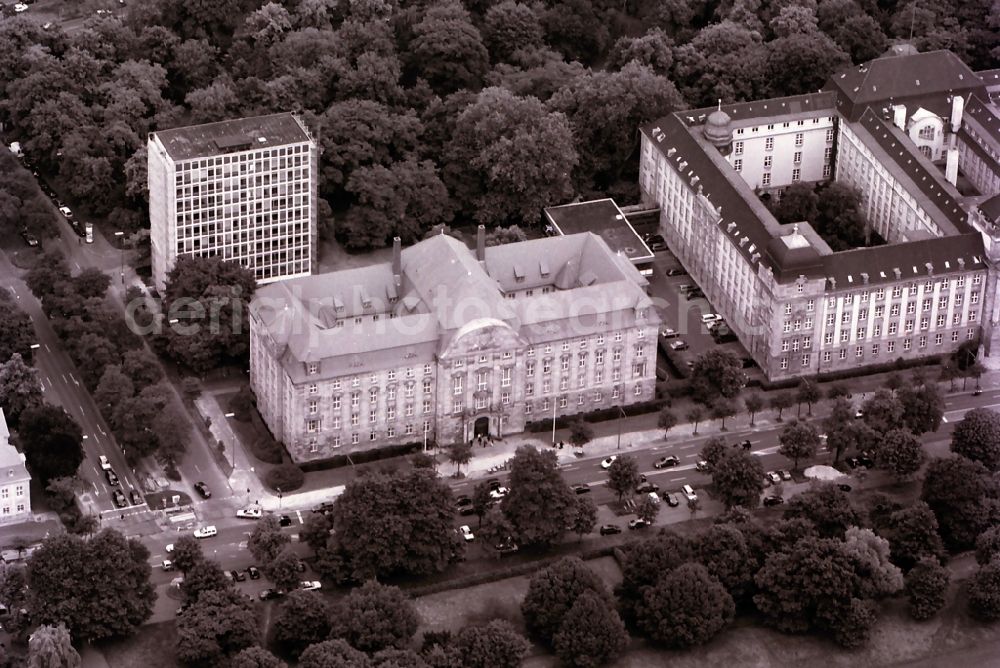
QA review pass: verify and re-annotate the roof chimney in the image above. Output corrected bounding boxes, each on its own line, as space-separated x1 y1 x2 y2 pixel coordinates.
392 237 401 277
951 96 964 133
892 104 907 131
477 224 486 262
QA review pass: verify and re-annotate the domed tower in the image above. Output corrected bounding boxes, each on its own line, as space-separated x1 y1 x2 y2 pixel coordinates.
703 103 734 155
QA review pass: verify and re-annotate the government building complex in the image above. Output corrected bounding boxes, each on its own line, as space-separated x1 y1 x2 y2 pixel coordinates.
640 47 1000 381
147 113 318 292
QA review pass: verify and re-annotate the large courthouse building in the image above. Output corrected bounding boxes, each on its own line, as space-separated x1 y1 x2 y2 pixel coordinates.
147 113 318 292
640 47 1000 381
250 229 658 463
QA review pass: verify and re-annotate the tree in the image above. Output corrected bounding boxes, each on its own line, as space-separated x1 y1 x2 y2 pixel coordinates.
814 182 866 249
451 620 528 668
842 527 904 599
502 445 575 547
569 495 597 540
826 420 876 466
248 515 291 565
331 581 419 653
606 455 640 502
171 535 204 574
922 456 1000 550
871 429 926 478
969 560 1000 622
180 558 231 604
607 27 674 74
342 159 453 249
700 437 729 470
330 469 457 581
976 526 1000 566
265 548 303 593
176 589 259 665
152 399 190 465
771 182 819 225
477 507 515 558
778 420 819 470
300 512 333 554
443 87 576 226
769 392 794 422
0 353 43 426
552 590 628 667
0 297 34 365
18 404 83 484
548 61 684 189
568 420 594 447
861 389 905 434
905 558 949 621
25 250 70 300
686 406 704 434
694 523 759 601
483 225 527 247
446 440 473 475
616 531 693 623
687 349 746 404
71 268 111 300
672 20 768 106
540 0 610 65
709 398 737 431
27 623 81 668
796 378 821 417
879 501 947 571
409 0 489 94
299 639 371 668
119 348 164 391
635 494 661 525
784 483 860 539
951 407 1000 471
765 29 850 97
27 529 155 643
712 449 766 509
93 366 134 417
522 556 610 645
230 647 288 668
273 590 332 659
744 392 764 426
826 383 851 400
635 562 734 648
470 480 493 527
482 1 543 62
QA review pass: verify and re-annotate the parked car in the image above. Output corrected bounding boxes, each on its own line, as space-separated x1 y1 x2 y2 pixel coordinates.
700 313 723 324
571 484 591 494
600 456 618 470
58 205 72 218
685 289 704 301
193 525 217 539
226 570 246 583
681 485 698 502
489 487 509 500
659 327 678 339
778 470 792 481
457 525 474 542
857 454 875 468
278 515 293 527
628 518 649 530
666 268 687 276
635 482 660 495
486 478 502 490
299 580 322 591
495 538 519 555
236 507 262 519
654 455 680 469
669 340 689 351
763 495 784 507
247 566 261 580
665 493 680 507
845 456 861 468
104 469 119 486
112 489 127 508
13 3 28 13
20 230 38 247
193 482 211 499
766 471 782 484
837 484 853 492
695 460 711 473
129 490 143 505
259 589 281 601
599 524 622 535
98 455 112 471
312 502 336 515
161 559 174 571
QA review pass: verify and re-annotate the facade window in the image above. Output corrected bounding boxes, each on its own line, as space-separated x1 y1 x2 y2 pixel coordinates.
526 362 534 377
369 409 377 423
785 303 792 315
369 430 377 441
892 286 902 298
559 378 569 391
904 338 912 350
404 423 414 435
826 128 834 142
387 406 395 420
765 137 774 151
841 313 850 325
332 379 341 390
501 391 510 405
477 371 488 391
826 314 835 326
822 163 832 178
887 341 895 352
888 323 897 335
559 396 568 408
802 354 810 367
405 384 414 398
387 427 395 438
595 369 604 383
919 336 927 347
734 159 742 171
824 333 833 344
952 331 960 342
734 141 744 155
424 364 432 375
369 388 378 403
543 379 551 393
350 392 360 408
841 330 850 342
561 342 570 352
792 168 801 182
970 310 978 321
351 413 359 426
935 333 944 346
764 155 773 169
307 420 318 433
525 403 533 414
561 357 570 372
873 325 881 337
423 379 432 393
780 357 788 370
920 317 929 330
476 396 488 410
890 304 899 316
857 327 865 339
612 386 620 399
579 353 588 367
781 341 790 352
823 351 831 362
784 321 792 333
307 362 318 375
874 306 883 318
794 133 804 146
406 367 414 378
422 400 431 414
331 417 341 430
859 308 868 320
453 377 463 395
907 303 916 314
840 349 848 359
856 345 863 358
501 367 511 387
825 147 833 161
972 292 980 304
612 368 621 381
807 299 814 312
614 332 623 342
387 387 396 401
969 328 977 340
332 396 341 410
595 350 604 365
593 391 603 402
872 344 880 356
452 400 463 414
525 383 534 396
794 151 802 164
387 370 396 381
794 319 802 331
308 399 317 415
352 433 359 445
613 348 622 362
543 359 552 374
762 172 772 186
351 376 360 388
308 383 317 395
370 373 378 384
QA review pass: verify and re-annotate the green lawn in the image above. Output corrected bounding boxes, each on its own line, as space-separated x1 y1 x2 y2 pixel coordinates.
98 622 177 668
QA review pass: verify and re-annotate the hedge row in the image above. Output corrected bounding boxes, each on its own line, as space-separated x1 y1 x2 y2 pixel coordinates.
297 440 424 473
525 398 666 433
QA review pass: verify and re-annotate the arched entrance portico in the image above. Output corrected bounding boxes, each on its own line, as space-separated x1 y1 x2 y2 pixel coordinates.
473 416 490 437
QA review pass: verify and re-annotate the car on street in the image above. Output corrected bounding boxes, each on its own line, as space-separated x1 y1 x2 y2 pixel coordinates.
600 456 617 469
312 502 336 515
456 497 476 515
226 570 246 583
635 482 660 495
837 484 853 492
193 525 217 539
700 313 723 324
259 589 281 601
571 484 591 494
628 518 649 530
599 524 622 535
486 478 502 490
247 566 261 580
659 327 678 339
495 538 519 555
646 234 667 251
857 454 874 468
278 515 293 527
300 581 322 592
13 3 28 12
58 205 72 218
455 496 472 509
669 340 688 351
654 455 680 469
129 490 143 505
778 470 792 481
678 284 694 294
99 455 112 471
112 489 127 508
766 471 782 484
20 230 38 247
193 482 211 499
665 493 680 507
681 484 698 502
161 559 174 571
695 460 710 473
666 268 687 276
855 409 864 419
739 440 752 450
104 469 119 486
489 487 509 501
763 495 784 507
457 525 474 542
165 543 174 553
236 507 262 519
685 289 704 300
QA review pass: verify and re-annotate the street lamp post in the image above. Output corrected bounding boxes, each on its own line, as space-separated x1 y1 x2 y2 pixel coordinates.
616 406 626 450
551 398 557 446
113 231 125 285
224 412 236 467
277 487 282 510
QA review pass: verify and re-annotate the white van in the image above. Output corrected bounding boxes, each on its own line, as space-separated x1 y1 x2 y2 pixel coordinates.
648 492 661 505
681 485 698 502
84 222 93 244
8 142 23 157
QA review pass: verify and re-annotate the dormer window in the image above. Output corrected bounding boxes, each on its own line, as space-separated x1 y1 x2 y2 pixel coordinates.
307 362 318 375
